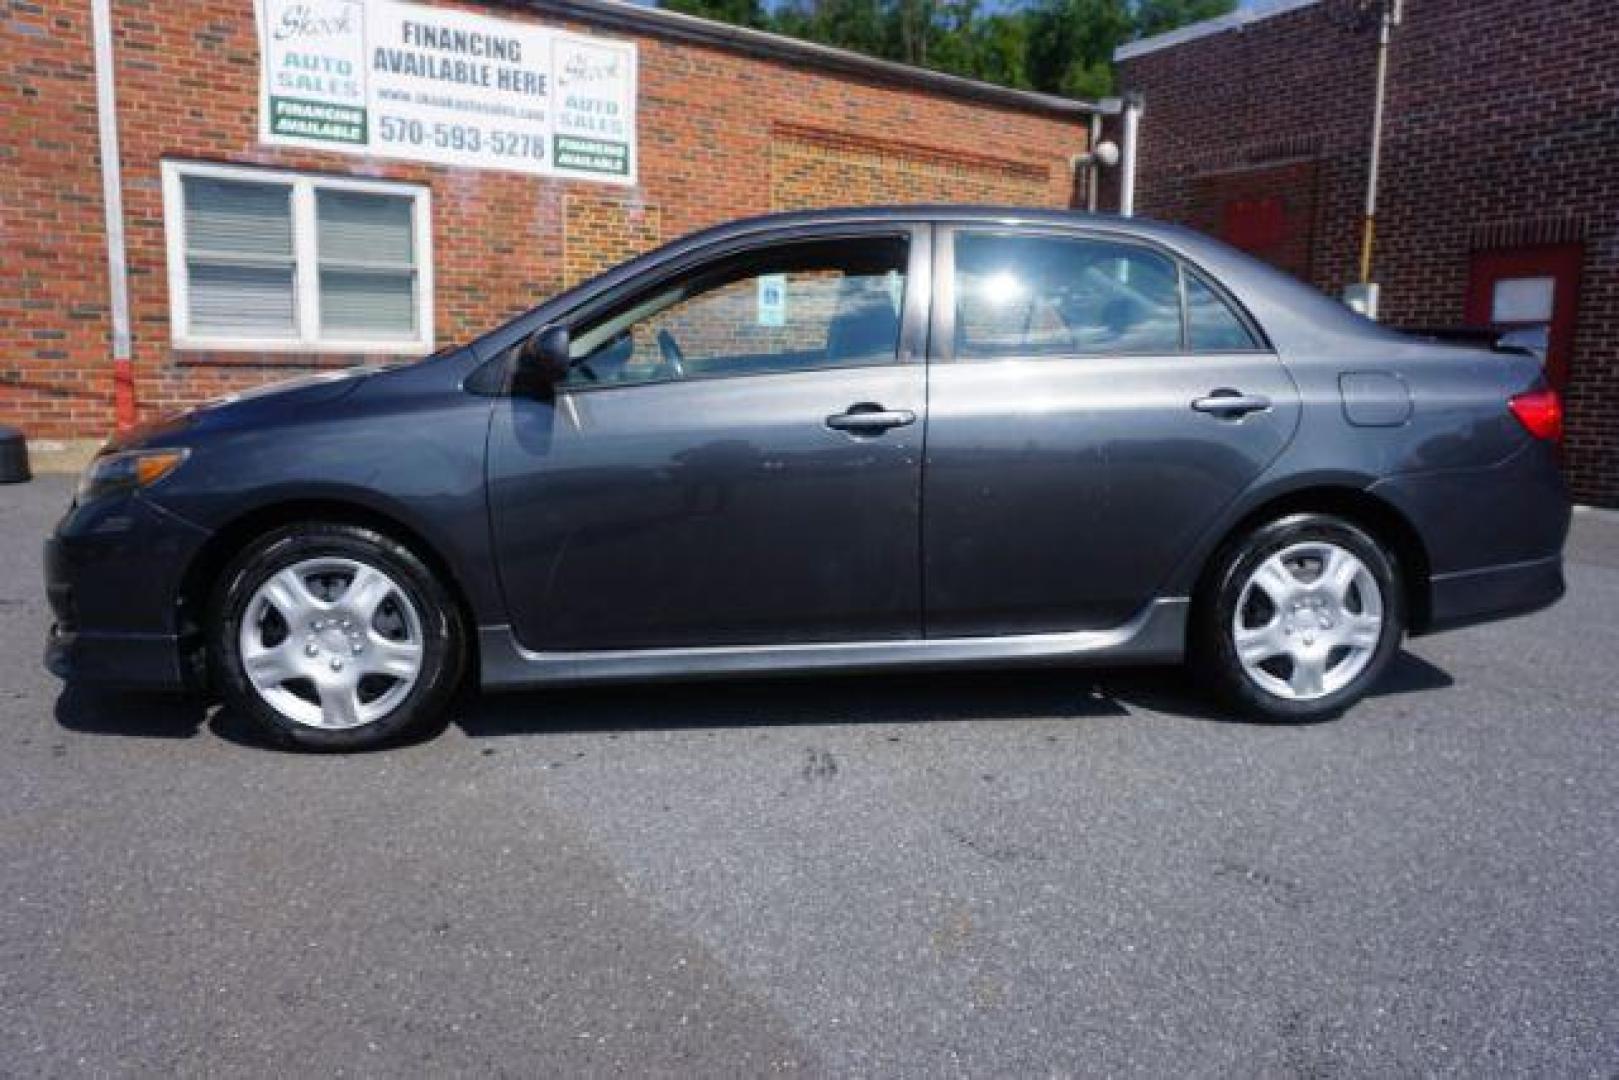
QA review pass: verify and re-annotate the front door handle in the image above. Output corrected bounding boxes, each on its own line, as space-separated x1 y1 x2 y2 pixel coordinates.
1192 389 1272 418
826 404 917 434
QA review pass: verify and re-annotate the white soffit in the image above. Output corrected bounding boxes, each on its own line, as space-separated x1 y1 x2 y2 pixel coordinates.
1115 0 1323 61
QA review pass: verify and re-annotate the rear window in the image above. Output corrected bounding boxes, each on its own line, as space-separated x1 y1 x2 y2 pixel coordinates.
951 232 1260 358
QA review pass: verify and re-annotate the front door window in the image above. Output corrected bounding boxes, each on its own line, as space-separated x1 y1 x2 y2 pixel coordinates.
565 236 910 387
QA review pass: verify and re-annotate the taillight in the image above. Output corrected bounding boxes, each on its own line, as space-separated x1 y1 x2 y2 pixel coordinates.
1509 388 1563 441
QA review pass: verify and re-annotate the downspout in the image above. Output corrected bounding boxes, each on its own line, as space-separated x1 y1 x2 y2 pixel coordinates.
1087 113 1102 212
1358 0 1400 285
1118 91 1144 217
90 0 136 431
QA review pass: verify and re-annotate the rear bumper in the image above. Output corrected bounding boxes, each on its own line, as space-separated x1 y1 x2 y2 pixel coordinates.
1423 553 1565 635
1370 439 1570 634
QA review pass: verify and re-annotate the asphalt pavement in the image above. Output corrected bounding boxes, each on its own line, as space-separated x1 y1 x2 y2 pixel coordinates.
3 474 1616 1076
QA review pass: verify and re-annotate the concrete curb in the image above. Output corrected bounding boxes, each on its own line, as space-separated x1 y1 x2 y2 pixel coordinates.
26 439 103 476
1572 504 1619 524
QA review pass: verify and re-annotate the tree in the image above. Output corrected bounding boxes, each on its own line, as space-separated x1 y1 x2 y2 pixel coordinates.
1132 0 1237 39
663 0 768 30
657 0 1235 100
1025 0 1129 98
772 0 889 57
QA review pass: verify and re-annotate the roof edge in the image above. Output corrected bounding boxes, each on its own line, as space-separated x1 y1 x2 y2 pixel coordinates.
519 0 1098 119
1114 0 1321 61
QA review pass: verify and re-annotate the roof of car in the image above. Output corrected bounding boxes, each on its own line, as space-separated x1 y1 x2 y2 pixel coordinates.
681 204 1191 240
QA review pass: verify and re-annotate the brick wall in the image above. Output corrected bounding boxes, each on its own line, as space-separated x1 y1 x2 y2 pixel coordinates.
1116 0 1619 506
0 1 112 436
1 0 1086 438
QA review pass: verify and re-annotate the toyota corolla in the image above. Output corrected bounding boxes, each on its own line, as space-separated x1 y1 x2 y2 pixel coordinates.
45 207 1569 749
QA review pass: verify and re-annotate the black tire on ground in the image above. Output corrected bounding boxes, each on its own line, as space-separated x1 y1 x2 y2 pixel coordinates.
210 523 465 751
1192 512 1405 723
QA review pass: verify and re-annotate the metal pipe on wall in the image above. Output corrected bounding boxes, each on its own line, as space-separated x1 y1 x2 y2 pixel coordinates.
90 0 136 431
1087 113 1102 212
1119 92 1143 217
1358 0 1401 285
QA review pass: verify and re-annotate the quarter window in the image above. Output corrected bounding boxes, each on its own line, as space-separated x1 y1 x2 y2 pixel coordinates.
565 236 909 387
162 162 432 351
952 232 1258 358
1185 272 1260 351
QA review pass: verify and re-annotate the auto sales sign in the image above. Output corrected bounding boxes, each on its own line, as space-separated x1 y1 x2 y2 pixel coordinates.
255 0 637 182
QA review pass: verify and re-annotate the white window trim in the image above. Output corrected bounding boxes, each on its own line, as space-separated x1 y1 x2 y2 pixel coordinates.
161 159 434 354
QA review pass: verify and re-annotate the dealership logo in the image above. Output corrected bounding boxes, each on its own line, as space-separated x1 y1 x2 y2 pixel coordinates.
273 2 358 42
559 47 621 87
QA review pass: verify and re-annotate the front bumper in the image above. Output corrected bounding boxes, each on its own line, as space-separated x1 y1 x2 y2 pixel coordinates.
43 492 211 692
44 623 198 689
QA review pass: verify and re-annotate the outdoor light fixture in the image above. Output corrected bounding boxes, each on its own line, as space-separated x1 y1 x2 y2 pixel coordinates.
1075 140 1120 169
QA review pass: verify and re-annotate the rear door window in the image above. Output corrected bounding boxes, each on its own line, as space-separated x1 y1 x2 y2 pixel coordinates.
953 233 1182 358
950 231 1262 358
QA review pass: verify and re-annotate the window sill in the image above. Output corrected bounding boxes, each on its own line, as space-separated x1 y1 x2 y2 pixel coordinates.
172 341 435 368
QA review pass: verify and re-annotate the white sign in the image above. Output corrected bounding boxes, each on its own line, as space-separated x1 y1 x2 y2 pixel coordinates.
757 274 786 328
255 0 636 183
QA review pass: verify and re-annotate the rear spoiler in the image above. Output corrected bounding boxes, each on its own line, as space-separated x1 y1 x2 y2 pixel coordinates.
1401 325 1544 361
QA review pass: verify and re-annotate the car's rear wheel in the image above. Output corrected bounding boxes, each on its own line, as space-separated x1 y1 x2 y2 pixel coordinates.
211 523 464 750
1194 512 1404 722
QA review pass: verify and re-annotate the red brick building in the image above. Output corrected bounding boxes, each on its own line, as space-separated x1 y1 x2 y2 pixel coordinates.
1112 0 1619 505
1 0 1094 440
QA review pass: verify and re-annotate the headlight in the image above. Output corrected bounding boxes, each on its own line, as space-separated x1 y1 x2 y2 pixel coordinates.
75 447 190 504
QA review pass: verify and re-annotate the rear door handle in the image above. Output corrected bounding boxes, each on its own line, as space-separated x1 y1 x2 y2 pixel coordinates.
826 404 917 434
1192 389 1272 417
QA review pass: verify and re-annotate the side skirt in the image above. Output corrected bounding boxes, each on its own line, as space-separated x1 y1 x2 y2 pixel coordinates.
478 598 1189 690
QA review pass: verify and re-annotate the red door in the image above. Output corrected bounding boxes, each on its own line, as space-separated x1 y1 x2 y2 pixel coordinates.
1465 244 1583 388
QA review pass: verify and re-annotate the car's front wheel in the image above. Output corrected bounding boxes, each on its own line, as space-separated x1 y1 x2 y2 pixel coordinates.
1194 513 1404 722
211 523 464 750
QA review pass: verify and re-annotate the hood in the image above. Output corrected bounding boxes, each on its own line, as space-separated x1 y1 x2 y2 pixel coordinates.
102 365 388 454
200 365 394 409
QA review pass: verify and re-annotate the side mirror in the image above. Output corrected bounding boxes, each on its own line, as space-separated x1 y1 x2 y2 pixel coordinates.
516 325 571 389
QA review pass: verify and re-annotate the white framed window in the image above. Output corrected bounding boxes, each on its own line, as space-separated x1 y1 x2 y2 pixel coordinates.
161 160 433 352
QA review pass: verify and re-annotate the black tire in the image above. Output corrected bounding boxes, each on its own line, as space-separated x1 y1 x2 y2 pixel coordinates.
1192 512 1404 723
211 523 465 751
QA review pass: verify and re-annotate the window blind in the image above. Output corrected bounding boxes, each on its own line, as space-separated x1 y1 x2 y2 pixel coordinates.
316 190 417 338
183 177 296 336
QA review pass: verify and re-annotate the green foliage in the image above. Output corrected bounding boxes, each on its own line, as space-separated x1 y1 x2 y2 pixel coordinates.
659 0 1236 98
1027 0 1130 98
1133 0 1238 39
663 0 769 29
773 0 889 55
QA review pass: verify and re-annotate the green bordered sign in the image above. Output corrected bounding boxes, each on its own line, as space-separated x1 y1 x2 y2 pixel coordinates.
255 0 637 184
554 136 630 177
269 97 368 144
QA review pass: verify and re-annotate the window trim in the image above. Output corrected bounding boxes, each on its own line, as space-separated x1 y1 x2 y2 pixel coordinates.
161 160 434 354
933 225 1270 363
547 224 932 394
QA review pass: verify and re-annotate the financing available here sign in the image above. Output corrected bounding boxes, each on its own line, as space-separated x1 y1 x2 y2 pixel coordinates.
255 0 637 183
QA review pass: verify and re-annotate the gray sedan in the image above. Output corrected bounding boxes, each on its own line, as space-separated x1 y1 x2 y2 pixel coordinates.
47 207 1569 749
